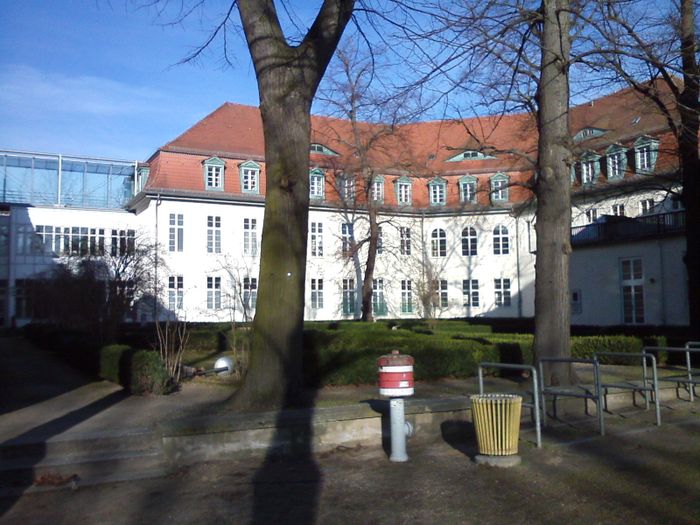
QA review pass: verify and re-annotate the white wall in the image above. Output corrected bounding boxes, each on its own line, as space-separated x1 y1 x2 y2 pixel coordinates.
570 236 687 326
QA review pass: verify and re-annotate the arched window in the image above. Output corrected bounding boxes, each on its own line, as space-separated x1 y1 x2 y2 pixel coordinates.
493 225 509 255
461 227 477 256
431 228 447 257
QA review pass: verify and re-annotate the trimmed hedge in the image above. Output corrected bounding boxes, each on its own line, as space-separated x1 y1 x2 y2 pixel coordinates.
97 344 172 394
130 350 172 395
99 344 132 384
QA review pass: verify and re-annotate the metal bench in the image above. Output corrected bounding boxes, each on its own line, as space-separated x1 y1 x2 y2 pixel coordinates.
643 343 700 402
477 362 542 448
595 351 661 427
538 357 604 436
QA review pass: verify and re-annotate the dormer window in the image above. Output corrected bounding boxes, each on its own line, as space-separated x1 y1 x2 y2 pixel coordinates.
490 173 509 202
428 177 447 206
606 144 627 180
339 174 356 202
394 176 412 206
371 176 384 203
446 150 495 162
579 152 600 185
239 160 260 194
573 127 607 143
309 168 325 200
634 136 658 173
310 143 339 156
459 175 477 204
203 157 225 191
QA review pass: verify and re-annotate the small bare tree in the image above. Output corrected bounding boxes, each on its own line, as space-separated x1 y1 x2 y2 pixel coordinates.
155 319 190 384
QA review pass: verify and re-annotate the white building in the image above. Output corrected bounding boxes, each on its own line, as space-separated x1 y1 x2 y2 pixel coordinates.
0 84 687 327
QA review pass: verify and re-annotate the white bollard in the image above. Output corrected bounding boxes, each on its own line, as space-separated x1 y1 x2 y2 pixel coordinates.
389 398 408 462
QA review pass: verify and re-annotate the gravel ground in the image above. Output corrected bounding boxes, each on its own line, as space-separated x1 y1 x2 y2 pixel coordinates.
3 402 699 525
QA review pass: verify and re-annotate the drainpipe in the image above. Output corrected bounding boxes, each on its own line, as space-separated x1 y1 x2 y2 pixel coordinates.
154 194 161 322
515 216 523 318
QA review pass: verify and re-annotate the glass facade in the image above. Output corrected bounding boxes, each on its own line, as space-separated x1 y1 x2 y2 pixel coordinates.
0 151 136 209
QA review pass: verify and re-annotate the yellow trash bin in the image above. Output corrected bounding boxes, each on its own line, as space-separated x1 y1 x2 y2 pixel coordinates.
471 394 523 456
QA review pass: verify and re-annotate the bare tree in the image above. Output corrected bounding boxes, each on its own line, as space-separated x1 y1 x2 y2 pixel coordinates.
388 0 575 382
317 42 420 321
233 0 355 409
41 233 161 343
582 0 699 337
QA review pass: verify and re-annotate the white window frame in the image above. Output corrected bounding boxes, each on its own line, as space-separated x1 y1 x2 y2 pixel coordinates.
310 278 324 309
490 173 509 202
243 277 258 312
372 278 387 315
639 199 655 215
371 177 384 203
493 225 509 255
459 176 477 204
433 279 448 308
244 218 258 256
428 178 446 206
207 276 221 310
310 221 323 257
239 160 261 194
168 275 184 310
431 228 447 257
309 169 325 200
342 278 356 315
207 215 221 254
620 258 644 324
461 226 477 256
399 227 411 256
169 213 184 252
463 279 479 308
395 178 412 205
612 204 625 217
341 222 354 257
495 278 511 307
204 157 225 191
401 279 413 313
585 209 598 223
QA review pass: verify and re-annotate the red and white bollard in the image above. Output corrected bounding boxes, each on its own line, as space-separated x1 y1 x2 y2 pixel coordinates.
378 350 414 462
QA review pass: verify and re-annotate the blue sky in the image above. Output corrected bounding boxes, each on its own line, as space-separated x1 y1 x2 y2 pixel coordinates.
0 1 265 160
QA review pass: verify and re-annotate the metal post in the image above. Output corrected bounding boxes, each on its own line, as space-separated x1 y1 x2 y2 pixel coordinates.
389 398 408 462
593 361 605 436
684 346 694 402
650 355 661 426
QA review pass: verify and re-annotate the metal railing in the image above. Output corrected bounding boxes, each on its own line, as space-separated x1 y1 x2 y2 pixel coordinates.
595 351 661 426
571 211 685 246
477 362 542 448
643 344 700 402
538 357 605 436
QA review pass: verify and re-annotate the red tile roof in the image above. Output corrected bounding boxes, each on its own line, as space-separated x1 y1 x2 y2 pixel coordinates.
147 82 681 208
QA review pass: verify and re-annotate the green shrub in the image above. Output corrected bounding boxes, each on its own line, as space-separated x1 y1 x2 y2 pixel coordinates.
571 336 644 364
130 350 172 395
98 344 132 384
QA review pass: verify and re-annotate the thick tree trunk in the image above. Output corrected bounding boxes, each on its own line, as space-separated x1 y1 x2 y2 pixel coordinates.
360 207 379 321
234 99 312 409
533 0 575 385
678 0 700 339
232 0 354 410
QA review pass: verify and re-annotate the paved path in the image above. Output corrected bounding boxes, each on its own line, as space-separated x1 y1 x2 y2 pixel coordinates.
0 337 232 444
2 402 699 525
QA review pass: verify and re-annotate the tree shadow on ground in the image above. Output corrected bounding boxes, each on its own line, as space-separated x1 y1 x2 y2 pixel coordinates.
0 389 127 516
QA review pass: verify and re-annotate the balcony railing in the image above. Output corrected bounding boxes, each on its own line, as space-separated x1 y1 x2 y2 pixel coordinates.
571 211 685 246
